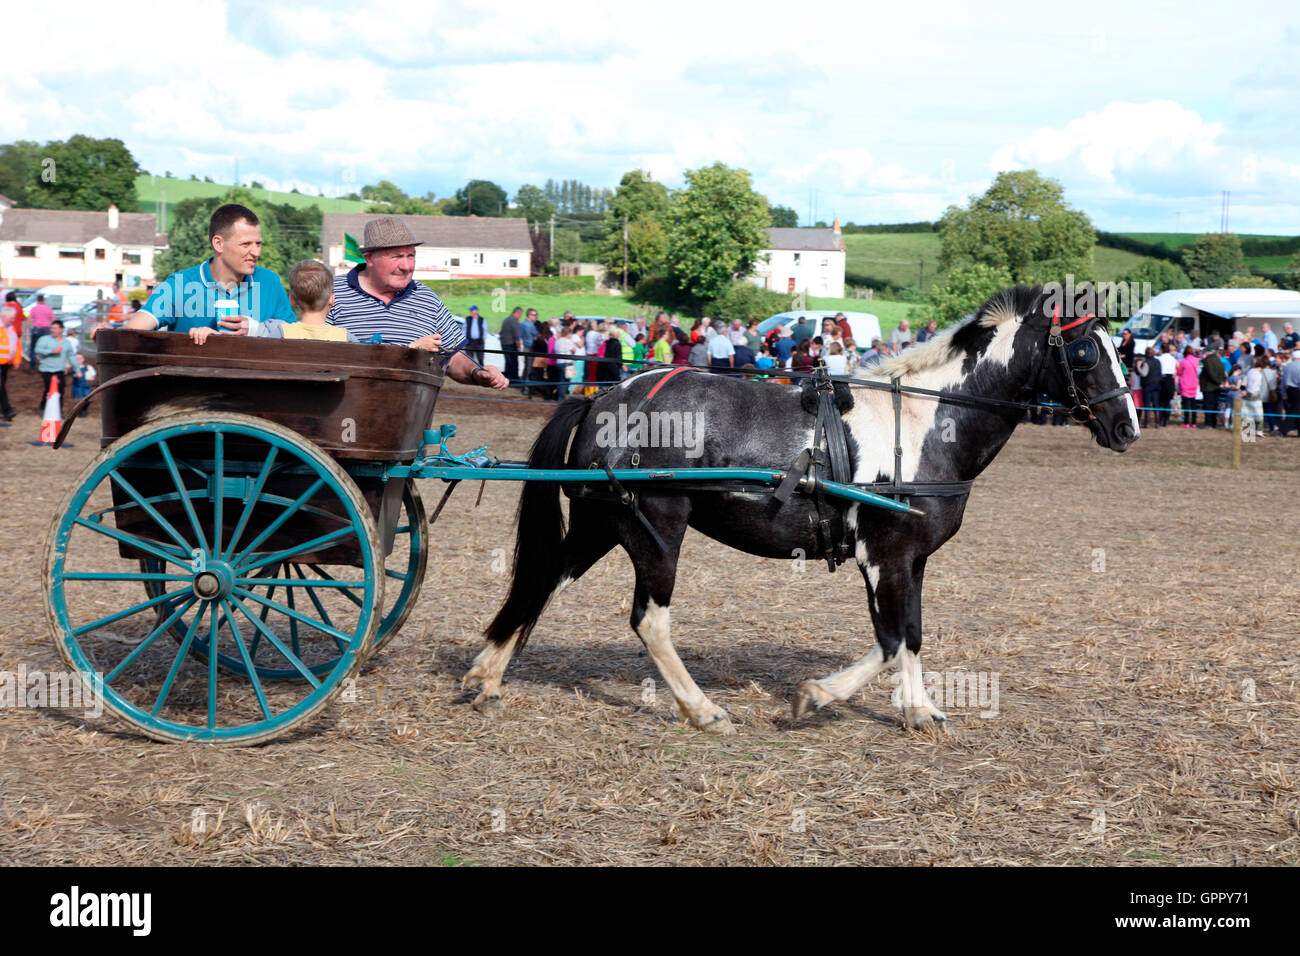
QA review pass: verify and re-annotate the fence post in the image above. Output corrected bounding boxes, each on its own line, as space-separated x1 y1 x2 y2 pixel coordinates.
1232 397 1242 469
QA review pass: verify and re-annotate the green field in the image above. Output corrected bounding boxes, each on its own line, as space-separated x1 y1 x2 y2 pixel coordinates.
845 232 1170 292
135 175 368 224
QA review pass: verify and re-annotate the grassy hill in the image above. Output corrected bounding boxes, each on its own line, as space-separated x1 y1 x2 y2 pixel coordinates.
135 175 368 226
1114 232 1284 251
845 232 1171 294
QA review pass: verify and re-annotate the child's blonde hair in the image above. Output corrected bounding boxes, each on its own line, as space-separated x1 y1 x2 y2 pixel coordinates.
289 260 334 313
830 342 843 355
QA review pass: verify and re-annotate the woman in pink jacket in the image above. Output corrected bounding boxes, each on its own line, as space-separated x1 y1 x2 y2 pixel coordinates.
1177 347 1202 427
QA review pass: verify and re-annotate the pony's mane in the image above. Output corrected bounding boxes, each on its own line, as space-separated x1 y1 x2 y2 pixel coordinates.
870 286 1039 379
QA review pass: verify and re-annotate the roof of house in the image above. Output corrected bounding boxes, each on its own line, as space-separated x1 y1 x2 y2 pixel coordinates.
0 207 165 245
321 214 533 251
765 227 842 252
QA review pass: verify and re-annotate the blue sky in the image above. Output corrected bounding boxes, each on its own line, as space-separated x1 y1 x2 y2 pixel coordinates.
7 0 1299 233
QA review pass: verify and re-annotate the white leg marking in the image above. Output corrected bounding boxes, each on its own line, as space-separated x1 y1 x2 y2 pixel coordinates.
894 647 947 729
463 633 520 714
638 599 734 734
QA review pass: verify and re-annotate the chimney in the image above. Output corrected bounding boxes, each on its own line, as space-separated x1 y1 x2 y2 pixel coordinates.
108 204 119 230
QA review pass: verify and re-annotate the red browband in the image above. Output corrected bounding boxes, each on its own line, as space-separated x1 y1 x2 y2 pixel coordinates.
1051 305 1095 333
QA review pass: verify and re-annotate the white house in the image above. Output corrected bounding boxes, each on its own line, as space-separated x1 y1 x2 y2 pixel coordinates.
0 205 167 288
321 214 532 280
750 223 847 299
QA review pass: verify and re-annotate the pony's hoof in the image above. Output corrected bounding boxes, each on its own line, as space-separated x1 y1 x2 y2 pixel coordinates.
473 693 505 716
904 707 948 731
697 710 736 735
792 680 833 718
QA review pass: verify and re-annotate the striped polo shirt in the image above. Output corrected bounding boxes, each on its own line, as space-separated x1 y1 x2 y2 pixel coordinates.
328 266 466 354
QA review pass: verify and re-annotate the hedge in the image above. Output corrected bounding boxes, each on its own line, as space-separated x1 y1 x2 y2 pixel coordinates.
419 275 595 296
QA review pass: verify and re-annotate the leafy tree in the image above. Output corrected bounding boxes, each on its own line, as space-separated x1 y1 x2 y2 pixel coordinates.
706 281 790 324
361 180 407 205
1223 273 1277 289
770 205 798 228
938 170 1094 283
26 135 140 211
925 262 1014 326
1115 259 1190 296
1181 233 1244 287
598 170 671 287
512 184 555 227
446 179 508 217
0 140 41 206
665 162 770 304
550 228 583 264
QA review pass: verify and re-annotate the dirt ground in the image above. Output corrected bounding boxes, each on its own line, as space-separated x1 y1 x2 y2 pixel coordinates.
1 364 1297 866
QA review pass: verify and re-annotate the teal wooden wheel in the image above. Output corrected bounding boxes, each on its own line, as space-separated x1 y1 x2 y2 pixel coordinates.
45 412 384 745
140 478 424 672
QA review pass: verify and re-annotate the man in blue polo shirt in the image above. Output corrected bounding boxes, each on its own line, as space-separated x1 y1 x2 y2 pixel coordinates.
121 203 293 336
328 217 507 389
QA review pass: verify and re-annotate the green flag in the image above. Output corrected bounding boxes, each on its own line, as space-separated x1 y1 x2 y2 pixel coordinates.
344 233 364 264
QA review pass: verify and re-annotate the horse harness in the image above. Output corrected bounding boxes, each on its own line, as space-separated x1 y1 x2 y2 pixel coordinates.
574 316 1127 572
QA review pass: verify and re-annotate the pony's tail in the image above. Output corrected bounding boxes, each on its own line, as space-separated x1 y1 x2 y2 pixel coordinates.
484 395 594 651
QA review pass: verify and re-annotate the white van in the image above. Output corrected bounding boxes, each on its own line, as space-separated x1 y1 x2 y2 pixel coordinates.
758 311 883 351
1116 288 1300 354
21 284 111 316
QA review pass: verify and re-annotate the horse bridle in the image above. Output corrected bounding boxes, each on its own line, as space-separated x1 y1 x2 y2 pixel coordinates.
1042 306 1132 425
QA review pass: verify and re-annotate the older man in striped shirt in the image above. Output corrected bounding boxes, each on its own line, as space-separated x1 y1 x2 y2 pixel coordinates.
329 218 508 390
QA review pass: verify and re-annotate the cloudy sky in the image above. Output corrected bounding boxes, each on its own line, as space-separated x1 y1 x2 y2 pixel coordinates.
6 1 1299 233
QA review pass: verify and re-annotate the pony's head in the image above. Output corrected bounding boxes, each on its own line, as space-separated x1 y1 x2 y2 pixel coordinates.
1012 284 1141 451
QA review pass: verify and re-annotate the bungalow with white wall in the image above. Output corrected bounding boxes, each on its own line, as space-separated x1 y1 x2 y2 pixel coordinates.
750 223 847 299
0 205 167 289
321 214 532 280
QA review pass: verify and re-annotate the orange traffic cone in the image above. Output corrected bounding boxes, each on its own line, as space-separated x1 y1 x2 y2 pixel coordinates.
38 376 62 444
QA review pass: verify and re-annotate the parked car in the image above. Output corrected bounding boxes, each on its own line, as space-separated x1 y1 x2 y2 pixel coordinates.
757 311 883 351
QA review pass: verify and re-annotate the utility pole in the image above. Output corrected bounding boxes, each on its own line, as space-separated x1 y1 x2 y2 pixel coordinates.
919 259 924 292
622 218 629 292
549 215 555 261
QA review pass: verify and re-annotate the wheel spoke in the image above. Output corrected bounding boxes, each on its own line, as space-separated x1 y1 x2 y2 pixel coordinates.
213 432 224 558
306 565 365 609
222 446 278 561
207 603 218 731
152 603 207 717
286 575 301 658
238 525 355 574
384 569 409 581
220 601 272 720
73 516 189 566
158 439 210 558
64 572 193 583
291 564 345 653
229 477 326 566
232 587 357 649
107 468 194 555
227 595 323 687
232 577 366 589
104 596 199 684
72 588 193 637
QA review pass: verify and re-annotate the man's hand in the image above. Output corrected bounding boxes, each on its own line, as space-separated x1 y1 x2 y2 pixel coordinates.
409 333 443 351
473 365 509 390
218 315 251 336
190 327 215 345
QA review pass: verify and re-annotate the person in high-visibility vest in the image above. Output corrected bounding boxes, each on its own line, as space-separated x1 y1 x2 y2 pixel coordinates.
106 281 128 325
0 320 21 420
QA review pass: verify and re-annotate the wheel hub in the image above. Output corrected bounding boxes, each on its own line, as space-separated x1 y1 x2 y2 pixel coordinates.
191 561 235 600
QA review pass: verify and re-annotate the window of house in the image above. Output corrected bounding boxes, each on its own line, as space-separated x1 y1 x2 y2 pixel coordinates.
508 258 518 269
15 245 37 258
123 251 141 265
60 247 83 259
793 253 801 266
95 248 106 260
473 252 484 265
449 257 460 267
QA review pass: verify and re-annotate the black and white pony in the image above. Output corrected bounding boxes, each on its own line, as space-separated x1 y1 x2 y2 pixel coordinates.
465 286 1139 733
